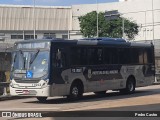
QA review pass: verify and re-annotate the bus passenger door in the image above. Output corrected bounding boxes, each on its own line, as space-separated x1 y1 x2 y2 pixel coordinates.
86 48 103 92
51 47 68 96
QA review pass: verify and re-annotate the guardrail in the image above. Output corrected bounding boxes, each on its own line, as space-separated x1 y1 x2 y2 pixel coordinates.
0 82 10 96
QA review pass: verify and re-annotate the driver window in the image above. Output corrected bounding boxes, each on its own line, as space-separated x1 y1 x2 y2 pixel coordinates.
56 49 62 67
54 48 66 68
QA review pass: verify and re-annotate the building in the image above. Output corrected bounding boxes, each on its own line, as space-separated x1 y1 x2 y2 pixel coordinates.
71 0 160 78
0 5 71 45
0 0 160 43
0 5 72 80
72 0 160 41
0 0 160 80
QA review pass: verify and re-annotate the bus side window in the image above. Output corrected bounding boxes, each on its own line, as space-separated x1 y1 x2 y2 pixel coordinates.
87 48 103 65
143 48 154 64
70 47 87 66
139 49 144 64
118 48 130 64
131 48 139 64
146 48 153 64
104 47 118 64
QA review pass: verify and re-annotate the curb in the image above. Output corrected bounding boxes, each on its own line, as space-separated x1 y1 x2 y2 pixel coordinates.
153 82 160 85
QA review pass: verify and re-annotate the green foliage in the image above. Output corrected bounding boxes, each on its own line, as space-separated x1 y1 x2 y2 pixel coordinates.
78 11 139 40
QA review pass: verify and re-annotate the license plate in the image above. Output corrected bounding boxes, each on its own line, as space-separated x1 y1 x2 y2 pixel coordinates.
23 90 30 94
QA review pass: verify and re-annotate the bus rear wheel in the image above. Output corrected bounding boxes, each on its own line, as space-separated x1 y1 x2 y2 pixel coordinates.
36 97 47 103
120 77 135 94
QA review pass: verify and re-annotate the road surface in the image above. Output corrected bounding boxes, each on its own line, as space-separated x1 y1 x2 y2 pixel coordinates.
0 85 160 120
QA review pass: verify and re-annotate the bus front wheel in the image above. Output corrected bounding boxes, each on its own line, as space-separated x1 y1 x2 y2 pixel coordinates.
67 83 83 100
36 97 47 103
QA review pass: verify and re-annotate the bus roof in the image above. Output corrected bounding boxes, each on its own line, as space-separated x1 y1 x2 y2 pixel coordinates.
14 38 153 47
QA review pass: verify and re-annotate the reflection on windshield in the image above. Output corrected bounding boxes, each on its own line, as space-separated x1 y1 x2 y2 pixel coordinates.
12 50 49 78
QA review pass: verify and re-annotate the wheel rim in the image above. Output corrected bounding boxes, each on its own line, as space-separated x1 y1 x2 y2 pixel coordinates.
72 87 79 97
128 81 134 92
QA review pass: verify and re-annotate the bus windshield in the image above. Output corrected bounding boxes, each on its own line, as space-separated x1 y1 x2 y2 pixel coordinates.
11 50 49 79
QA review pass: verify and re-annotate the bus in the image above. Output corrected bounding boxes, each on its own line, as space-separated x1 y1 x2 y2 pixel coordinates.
10 38 155 102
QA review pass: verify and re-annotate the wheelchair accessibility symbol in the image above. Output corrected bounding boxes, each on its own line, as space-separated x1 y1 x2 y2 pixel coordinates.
26 71 33 78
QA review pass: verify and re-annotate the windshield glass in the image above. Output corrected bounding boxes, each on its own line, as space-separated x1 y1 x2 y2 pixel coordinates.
11 50 49 79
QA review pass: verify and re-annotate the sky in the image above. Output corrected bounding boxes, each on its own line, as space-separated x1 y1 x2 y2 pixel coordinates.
0 0 118 6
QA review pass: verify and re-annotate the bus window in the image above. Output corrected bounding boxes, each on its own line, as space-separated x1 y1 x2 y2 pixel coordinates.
118 48 131 64
143 51 148 64
54 48 66 68
146 48 153 64
70 47 87 66
104 47 118 64
131 48 147 64
97 48 103 64
139 50 144 64
87 48 103 65
131 48 139 64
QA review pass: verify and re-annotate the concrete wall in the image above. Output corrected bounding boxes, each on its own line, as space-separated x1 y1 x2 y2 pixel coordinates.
0 30 69 44
0 5 72 44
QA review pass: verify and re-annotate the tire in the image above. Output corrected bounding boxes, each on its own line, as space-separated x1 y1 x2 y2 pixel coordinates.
94 91 106 95
67 83 83 100
120 77 135 94
37 97 47 103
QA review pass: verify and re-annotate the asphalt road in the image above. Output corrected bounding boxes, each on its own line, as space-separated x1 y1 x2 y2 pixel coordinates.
0 85 160 120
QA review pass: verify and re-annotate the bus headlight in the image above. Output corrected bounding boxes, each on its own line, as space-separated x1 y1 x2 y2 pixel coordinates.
41 80 49 88
10 82 14 88
10 83 19 88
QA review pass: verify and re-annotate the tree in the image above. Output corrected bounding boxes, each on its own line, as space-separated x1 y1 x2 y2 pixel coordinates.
78 11 139 40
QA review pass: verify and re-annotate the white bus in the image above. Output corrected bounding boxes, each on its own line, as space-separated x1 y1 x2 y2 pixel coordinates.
10 38 155 102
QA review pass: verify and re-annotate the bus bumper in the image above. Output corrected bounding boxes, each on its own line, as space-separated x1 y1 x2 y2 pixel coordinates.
10 86 50 97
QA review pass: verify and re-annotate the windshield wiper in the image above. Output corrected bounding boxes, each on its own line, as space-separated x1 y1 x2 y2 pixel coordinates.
13 54 17 63
11 54 17 72
29 49 40 65
19 50 26 69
